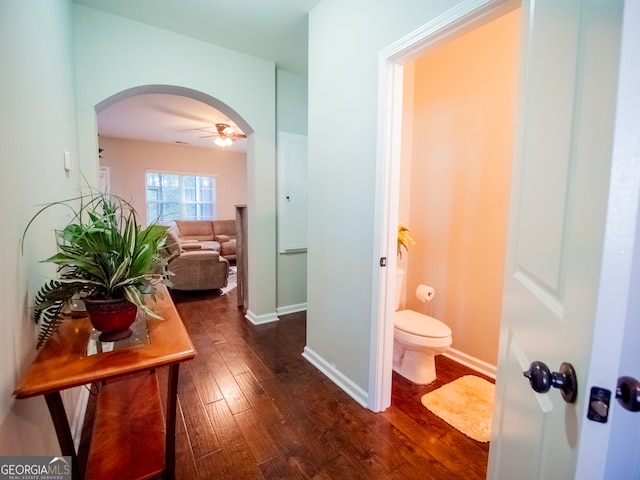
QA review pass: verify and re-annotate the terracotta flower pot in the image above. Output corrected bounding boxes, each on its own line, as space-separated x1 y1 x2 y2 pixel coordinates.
84 297 138 342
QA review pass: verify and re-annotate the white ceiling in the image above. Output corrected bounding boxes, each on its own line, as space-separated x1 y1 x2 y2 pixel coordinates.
75 0 321 152
73 0 321 76
98 94 248 152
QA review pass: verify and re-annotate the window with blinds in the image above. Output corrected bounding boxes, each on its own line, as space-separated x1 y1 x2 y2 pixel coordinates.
145 171 217 223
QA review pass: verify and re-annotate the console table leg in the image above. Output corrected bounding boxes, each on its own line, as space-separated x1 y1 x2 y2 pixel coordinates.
165 364 180 480
44 392 80 480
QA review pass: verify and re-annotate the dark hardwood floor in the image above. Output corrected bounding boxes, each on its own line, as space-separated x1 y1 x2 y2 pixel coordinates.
161 282 492 479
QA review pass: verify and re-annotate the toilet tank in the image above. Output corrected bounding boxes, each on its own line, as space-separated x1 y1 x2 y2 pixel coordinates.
396 268 405 310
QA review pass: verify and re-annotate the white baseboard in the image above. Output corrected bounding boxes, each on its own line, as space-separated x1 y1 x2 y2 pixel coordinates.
302 346 368 408
443 348 497 379
245 309 279 325
276 303 307 316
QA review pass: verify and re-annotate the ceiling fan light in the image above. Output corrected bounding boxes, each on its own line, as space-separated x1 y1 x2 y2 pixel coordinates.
215 136 234 147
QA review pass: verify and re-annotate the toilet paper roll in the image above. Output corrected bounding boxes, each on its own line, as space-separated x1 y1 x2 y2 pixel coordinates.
416 284 435 302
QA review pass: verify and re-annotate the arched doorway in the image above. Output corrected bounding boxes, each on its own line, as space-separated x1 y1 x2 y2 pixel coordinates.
95 84 253 310
95 85 254 137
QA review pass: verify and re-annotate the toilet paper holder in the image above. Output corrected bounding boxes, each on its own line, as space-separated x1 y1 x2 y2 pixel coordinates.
416 284 435 303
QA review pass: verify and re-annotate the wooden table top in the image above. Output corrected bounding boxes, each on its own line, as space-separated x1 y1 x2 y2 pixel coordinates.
14 284 196 399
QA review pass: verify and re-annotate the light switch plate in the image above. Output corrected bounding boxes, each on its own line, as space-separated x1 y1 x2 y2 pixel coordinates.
64 151 72 171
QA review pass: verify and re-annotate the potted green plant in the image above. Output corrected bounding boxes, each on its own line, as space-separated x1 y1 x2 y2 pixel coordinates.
23 191 168 347
397 223 416 258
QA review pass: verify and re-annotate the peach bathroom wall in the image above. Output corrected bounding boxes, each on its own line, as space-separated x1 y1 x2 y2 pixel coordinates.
403 9 520 366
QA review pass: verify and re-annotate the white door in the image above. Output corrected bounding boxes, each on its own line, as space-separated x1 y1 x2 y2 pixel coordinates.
572 0 640 477
487 0 638 479
277 132 308 253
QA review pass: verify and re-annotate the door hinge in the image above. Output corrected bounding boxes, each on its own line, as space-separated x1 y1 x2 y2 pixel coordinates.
380 257 387 267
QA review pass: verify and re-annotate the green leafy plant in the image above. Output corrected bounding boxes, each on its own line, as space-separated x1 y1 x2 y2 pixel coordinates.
397 224 416 258
23 191 168 348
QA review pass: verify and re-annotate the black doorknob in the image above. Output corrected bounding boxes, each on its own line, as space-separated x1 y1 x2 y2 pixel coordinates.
616 376 640 412
523 361 578 403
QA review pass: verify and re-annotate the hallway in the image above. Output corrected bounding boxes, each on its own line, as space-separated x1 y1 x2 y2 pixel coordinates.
163 285 491 479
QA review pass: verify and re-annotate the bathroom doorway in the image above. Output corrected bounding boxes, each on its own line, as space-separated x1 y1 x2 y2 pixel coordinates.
369 0 521 412
374 1 640 477
396 5 519 369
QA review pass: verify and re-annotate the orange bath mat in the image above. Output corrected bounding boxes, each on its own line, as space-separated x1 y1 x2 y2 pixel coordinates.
421 375 495 442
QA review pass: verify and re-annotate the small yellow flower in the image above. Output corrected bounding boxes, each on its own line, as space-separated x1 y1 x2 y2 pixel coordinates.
397 224 416 258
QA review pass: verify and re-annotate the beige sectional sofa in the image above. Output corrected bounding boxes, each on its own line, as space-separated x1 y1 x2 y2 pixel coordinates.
163 219 236 291
174 220 237 260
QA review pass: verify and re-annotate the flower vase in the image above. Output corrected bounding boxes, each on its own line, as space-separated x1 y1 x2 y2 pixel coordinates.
84 297 137 342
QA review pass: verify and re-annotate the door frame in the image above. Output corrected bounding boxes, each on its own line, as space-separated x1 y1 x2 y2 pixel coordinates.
369 0 519 412
573 0 640 475
371 0 640 476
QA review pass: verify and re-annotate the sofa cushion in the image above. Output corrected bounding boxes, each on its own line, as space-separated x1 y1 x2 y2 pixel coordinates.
220 239 237 257
165 227 182 256
175 220 214 241
212 219 236 237
181 242 202 251
167 249 229 291
199 241 220 251
214 234 230 243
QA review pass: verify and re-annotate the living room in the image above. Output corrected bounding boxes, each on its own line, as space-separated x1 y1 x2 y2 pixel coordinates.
97 135 247 227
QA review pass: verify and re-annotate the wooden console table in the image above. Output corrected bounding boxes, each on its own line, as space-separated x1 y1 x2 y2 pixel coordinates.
14 284 196 480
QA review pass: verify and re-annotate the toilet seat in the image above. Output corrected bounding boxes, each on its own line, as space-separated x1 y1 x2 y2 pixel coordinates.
395 310 452 338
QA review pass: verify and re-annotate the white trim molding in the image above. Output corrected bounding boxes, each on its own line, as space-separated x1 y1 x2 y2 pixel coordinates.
302 346 369 408
443 348 497 379
245 310 279 325
276 303 307 316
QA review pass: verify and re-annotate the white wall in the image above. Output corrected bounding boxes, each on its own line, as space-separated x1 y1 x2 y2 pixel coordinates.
98 136 247 223
307 0 472 395
0 0 84 455
73 5 278 321
277 70 308 135
276 71 308 312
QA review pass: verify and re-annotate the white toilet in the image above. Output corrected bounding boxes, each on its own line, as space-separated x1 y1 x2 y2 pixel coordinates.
393 268 452 385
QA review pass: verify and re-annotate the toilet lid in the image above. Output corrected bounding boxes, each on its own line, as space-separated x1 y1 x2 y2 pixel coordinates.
395 310 452 338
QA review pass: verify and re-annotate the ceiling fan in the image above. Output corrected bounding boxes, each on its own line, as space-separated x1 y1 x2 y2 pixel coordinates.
198 123 246 147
